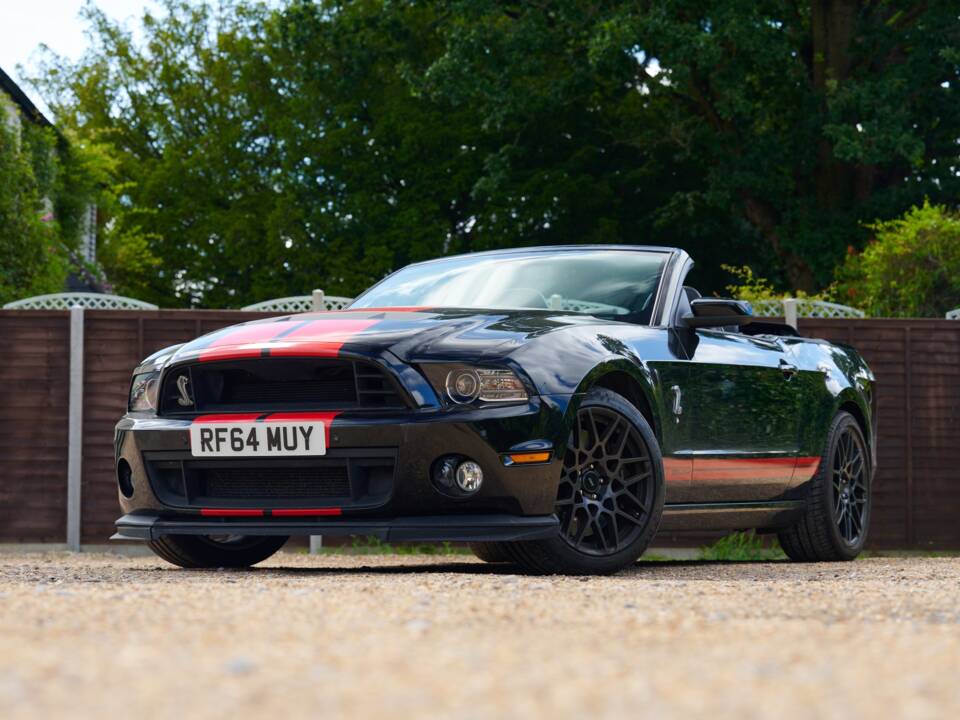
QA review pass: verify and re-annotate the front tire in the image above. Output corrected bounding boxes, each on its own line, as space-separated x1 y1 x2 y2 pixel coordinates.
469 542 513 564
148 534 289 568
504 387 665 575
778 411 871 562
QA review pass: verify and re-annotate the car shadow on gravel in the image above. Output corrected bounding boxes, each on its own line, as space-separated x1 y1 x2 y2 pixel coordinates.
198 558 803 578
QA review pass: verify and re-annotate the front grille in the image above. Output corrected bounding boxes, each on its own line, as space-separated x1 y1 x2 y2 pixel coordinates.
160 358 406 414
145 452 396 510
202 466 350 499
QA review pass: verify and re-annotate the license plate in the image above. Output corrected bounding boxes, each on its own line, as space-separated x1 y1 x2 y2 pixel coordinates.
189 422 326 458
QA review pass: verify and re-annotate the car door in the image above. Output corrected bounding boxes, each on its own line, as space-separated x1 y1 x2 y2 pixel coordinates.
676 328 802 502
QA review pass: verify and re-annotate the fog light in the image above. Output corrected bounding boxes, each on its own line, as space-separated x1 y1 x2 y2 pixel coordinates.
433 456 459 490
455 461 483 493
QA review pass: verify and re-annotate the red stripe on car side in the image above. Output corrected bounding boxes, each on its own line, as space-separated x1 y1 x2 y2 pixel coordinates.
693 457 796 482
267 318 380 358
271 508 343 517
792 456 821 482
200 508 264 517
662 457 693 483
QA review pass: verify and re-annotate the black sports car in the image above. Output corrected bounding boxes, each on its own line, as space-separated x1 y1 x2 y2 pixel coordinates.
114 246 876 574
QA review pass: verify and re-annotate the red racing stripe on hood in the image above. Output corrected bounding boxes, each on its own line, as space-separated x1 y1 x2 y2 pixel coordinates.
267 318 379 358
197 321 297 362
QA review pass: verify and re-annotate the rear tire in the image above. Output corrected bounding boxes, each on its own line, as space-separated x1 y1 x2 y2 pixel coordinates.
469 542 513 564
148 534 289 568
778 411 871 562
505 387 665 575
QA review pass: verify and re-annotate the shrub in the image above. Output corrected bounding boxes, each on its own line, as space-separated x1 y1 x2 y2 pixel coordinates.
837 201 960 318
722 264 833 303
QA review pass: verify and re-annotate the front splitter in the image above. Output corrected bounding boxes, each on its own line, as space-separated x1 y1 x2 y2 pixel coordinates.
113 512 559 543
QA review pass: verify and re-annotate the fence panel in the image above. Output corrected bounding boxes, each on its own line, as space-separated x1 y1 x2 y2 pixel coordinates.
0 311 71 541
800 318 960 550
79 311 277 542
0 310 957 548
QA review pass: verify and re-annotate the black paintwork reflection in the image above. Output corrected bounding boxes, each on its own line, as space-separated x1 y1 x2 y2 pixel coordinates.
127 304 875 520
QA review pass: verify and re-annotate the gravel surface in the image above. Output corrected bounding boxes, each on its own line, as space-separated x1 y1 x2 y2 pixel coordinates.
1 552 958 720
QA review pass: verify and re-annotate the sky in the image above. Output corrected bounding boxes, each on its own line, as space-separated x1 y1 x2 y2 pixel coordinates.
1 1 155 116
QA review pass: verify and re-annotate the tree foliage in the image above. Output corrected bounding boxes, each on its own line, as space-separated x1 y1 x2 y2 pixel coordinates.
0 119 68 304
722 265 832 304
837 201 960 318
24 1 960 307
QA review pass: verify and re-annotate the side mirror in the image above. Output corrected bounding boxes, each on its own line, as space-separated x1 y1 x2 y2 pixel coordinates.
681 298 754 328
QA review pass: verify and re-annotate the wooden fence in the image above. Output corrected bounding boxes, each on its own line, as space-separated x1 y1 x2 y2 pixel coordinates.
0 310 957 548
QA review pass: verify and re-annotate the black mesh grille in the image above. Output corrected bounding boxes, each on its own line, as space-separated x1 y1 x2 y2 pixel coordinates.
161 358 406 414
200 466 350 499
144 452 396 510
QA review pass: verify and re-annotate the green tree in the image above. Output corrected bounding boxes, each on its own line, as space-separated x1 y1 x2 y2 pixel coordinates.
837 201 960 317
0 119 68 304
26 1 960 305
421 1 960 291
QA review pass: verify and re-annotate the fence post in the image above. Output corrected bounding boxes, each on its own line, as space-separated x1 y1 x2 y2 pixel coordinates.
310 289 325 554
67 306 84 552
783 298 799 329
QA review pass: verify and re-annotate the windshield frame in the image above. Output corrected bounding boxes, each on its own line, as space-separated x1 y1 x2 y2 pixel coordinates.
348 245 678 326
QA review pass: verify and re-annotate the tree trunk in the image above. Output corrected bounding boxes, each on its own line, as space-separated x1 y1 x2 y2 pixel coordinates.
811 0 860 211
740 193 817 292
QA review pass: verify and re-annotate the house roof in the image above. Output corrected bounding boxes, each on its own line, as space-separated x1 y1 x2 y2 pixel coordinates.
0 65 52 127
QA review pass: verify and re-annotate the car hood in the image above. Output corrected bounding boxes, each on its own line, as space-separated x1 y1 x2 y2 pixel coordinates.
168 308 610 365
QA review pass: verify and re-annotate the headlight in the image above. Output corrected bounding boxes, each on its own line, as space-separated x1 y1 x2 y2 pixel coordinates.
443 367 529 404
129 371 161 412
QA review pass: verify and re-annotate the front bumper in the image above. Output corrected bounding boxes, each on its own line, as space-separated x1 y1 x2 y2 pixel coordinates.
113 512 559 542
114 394 575 539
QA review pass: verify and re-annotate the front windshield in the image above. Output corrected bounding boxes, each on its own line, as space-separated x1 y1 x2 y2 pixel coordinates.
350 249 667 323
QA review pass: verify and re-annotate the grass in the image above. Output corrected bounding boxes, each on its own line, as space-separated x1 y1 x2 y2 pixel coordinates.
698 531 786 562
302 536 471 556
302 531 787 561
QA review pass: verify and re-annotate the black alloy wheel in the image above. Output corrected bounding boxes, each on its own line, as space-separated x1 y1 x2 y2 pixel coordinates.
832 426 868 546
498 387 665 575
778 411 871 562
557 406 656 556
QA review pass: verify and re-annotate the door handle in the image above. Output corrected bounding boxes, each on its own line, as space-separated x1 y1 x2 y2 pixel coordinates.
670 385 683 419
779 359 798 379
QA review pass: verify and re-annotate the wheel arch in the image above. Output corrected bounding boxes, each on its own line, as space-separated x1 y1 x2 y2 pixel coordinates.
838 397 870 452
574 361 661 444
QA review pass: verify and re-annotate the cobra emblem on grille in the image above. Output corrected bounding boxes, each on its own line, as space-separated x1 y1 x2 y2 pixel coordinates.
176 374 194 407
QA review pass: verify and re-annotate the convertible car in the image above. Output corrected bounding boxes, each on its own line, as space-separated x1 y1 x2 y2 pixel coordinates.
114 246 876 574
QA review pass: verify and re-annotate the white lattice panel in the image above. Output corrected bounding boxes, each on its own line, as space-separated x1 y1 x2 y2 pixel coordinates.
3 292 158 310
242 295 354 312
741 298 864 318
794 300 865 318
748 299 783 317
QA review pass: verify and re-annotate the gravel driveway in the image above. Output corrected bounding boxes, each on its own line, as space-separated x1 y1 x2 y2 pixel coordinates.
1 552 958 720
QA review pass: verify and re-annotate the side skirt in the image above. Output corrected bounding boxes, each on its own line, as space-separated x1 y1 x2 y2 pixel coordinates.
659 500 805 532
